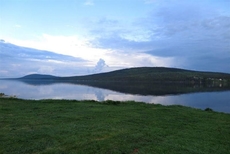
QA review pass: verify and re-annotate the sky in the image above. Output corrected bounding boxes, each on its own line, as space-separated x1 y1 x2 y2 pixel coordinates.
0 0 230 77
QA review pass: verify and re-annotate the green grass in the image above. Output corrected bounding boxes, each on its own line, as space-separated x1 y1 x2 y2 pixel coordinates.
0 98 230 154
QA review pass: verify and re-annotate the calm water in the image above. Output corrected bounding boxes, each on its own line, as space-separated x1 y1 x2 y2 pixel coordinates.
0 80 230 113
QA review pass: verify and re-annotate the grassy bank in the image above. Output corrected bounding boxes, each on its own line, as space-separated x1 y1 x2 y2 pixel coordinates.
0 98 229 154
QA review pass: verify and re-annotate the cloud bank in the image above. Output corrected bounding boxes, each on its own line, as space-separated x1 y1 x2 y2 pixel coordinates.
85 0 230 72
0 0 229 77
0 41 90 77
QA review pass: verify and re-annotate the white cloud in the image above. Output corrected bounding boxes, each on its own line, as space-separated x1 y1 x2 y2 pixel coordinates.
6 34 176 69
6 34 109 63
84 0 94 6
0 70 9 76
101 51 177 68
3 0 230 76
37 66 54 74
82 0 230 73
14 24 22 28
93 58 108 73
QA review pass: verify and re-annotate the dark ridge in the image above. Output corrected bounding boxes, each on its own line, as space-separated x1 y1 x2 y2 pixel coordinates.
19 74 58 79
9 67 230 84
5 67 230 96
60 67 230 83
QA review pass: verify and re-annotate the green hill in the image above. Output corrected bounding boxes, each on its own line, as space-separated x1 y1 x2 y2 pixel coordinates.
20 74 58 79
12 67 230 95
61 67 230 84
16 67 230 85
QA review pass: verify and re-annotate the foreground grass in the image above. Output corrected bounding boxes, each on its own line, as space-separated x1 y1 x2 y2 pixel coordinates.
0 98 229 154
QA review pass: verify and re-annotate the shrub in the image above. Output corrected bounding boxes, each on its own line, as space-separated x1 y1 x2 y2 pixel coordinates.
204 107 213 112
103 100 121 105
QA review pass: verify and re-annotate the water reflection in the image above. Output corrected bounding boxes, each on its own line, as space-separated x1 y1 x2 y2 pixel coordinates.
18 79 230 96
0 80 229 113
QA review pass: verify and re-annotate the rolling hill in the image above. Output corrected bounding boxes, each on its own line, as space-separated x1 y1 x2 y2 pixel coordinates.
20 74 58 79
58 67 230 84
13 67 230 95
17 67 230 85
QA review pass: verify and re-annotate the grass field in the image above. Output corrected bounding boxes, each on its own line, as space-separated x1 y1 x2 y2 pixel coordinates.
0 98 230 154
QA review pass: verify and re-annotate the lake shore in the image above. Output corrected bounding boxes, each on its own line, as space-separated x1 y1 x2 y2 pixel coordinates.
0 97 230 154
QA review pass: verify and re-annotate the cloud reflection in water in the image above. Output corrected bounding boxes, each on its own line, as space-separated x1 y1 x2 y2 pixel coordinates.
0 80 229 113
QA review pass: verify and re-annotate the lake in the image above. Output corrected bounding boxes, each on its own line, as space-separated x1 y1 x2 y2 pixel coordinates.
0 79 230 113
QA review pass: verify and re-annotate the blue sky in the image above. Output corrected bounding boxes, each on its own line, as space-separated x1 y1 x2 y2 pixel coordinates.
0 0 230 77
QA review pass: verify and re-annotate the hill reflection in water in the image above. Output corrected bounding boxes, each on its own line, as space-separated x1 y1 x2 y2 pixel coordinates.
18 79 230 96
1 79 230 113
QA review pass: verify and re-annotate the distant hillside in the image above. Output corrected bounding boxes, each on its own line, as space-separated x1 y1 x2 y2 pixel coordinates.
61 67 230 84
17 67 230 84
20 74 58 79
15 67 230 95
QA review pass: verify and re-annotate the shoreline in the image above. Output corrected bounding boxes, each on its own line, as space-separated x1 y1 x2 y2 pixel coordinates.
0 92 229 114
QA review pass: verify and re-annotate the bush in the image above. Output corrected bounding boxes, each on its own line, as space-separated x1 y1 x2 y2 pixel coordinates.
0 93 6 97
204 108 213 112
103 100 121 105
